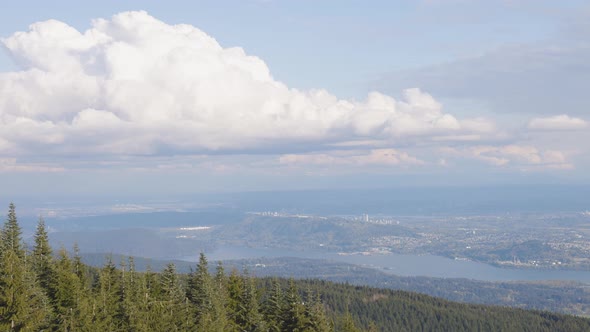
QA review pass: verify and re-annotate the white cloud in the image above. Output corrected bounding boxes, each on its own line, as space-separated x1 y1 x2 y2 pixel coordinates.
442 145 573 169
528 114 588 131
279 149 424 167
432 134 482 142
0 158 64 172
0 11 493 159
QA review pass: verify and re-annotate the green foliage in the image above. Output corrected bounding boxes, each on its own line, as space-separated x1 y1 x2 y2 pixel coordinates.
0 208 52 330
236 272 265 331
32 218 58 316
1 203 24 257
188 252 213 328
95 257 125 330
338 311 361 332
154 263 192 331
227 268 243 328
262 278 283 332
280 279 308 331
304 289 332 332
1 203 590 332
204 261 231 332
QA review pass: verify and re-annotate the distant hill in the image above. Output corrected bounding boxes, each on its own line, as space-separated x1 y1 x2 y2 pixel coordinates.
44 254 590 331
80 254 590 317
273 278 590 332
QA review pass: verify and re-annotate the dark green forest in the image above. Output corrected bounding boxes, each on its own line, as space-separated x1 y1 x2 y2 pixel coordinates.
2 204 590 331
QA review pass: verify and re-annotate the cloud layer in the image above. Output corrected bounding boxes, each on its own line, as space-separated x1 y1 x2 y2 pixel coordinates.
279 149 424 167
0 11 494 159
442 145 572 170
528 115 587 131
0 10 584 176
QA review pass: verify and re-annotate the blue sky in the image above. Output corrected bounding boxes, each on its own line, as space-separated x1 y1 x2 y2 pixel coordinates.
0 0 588 196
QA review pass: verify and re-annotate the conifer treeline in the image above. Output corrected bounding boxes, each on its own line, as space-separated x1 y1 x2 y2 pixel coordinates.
0 204 336 331
2 204 590 332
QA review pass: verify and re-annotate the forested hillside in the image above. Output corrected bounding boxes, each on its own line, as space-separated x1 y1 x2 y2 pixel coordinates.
2 203 590 331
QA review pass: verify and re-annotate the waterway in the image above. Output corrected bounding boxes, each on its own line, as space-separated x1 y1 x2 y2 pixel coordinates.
204 246 590 283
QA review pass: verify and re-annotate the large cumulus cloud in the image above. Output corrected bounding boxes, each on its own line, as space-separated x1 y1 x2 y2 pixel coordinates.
0 11 492 158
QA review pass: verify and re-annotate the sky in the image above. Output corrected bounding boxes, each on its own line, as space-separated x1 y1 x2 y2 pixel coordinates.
0 0 589 197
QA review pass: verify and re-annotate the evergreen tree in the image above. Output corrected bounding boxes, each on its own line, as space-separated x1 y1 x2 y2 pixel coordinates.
214 261 225 286
281 279 308 331
236 271 265 332
158 263 193 331
69 244 95 331
337 311 361 332
304 289 332 332
54 248 80 331
22 256 53 330
121 257 137 329
0 204 51 331
366 321 378 332
227 269 243 329
31 217 58 306
188 253 213 318
94 257 124 331
262 278 283 332
72 243 86 282
206 261 231 332
1 203 24 258
126 262 156 332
